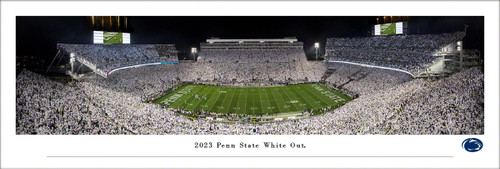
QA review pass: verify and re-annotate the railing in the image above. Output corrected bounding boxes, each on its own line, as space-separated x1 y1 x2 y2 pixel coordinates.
324 60 415 77
107 61 179 75
75 57 107 78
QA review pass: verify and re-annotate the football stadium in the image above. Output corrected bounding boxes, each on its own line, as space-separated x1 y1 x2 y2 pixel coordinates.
16 16 484 135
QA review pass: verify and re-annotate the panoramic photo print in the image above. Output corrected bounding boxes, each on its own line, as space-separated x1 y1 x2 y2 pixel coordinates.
16 16 484 135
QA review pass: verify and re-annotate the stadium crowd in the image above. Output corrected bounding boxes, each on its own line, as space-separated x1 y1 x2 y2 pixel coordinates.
58 44 178 76
16 70 128 134
198 49 307 63
327 32 464 53
16 35 483 135
326 32 465 74
324 62 413 96
195 48 323 82
16 65 483 135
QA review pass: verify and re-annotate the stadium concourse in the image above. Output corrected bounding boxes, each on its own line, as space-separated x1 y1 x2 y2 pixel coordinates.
16 35 483 135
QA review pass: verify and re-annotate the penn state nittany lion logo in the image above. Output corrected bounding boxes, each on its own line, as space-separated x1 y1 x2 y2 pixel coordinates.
462 138 483 152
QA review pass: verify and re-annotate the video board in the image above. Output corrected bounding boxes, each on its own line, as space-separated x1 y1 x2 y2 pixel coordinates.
374 22 403 35
93 31 130 44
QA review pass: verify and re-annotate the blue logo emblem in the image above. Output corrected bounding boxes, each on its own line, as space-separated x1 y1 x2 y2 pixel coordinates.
462 138 483 152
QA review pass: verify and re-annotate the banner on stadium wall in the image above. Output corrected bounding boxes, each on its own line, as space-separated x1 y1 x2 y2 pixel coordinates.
374 22 404 35
93 31 131 44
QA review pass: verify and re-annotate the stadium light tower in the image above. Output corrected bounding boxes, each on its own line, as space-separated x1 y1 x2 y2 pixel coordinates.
70 53 75 73
191 47 197 61
314 42 320 60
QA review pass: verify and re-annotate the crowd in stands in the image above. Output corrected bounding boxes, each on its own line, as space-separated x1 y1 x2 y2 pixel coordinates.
16 70 128 134
328 50 437 74
324 62 413 96
189 48 323 82
198 49 307 63
16 37 483 135
57 44 178 76
16 65 483 135
326 32 465 74
104 65 180 101
327 32 464 53
179 62 323 83
392 67 483 134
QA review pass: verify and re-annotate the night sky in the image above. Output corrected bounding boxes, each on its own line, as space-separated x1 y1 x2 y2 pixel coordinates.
16 16 484 63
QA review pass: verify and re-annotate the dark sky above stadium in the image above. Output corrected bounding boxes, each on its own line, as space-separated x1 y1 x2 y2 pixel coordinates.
17 16 483 62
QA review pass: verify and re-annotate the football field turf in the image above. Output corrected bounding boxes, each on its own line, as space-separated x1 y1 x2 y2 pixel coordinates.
154 83 352 116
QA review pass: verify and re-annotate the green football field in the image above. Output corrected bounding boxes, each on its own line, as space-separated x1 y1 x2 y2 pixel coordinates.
154 83 352 116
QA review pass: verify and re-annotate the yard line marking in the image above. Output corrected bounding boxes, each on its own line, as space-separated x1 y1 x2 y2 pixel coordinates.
258 88 266 115
208 88 223 112
270 87 288 113
264 88 278 114
237 89 246 114
288 85 318 109
177 85 204 109
279 86 301 111
300 84 330 107
244 87 249 115
225 88 237 114
191 86 215 111
202 87 218 111
216 88 231 113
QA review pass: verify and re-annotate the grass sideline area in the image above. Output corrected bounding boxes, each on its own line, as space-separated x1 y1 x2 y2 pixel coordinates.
154 83 352 116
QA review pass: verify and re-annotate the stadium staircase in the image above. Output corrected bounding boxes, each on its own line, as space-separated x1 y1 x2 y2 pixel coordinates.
338 69 368 88
436 31 466 51
320 68 336 82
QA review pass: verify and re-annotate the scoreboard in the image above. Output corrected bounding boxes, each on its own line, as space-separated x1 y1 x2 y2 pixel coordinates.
374 22 404 35
93 31 130 44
